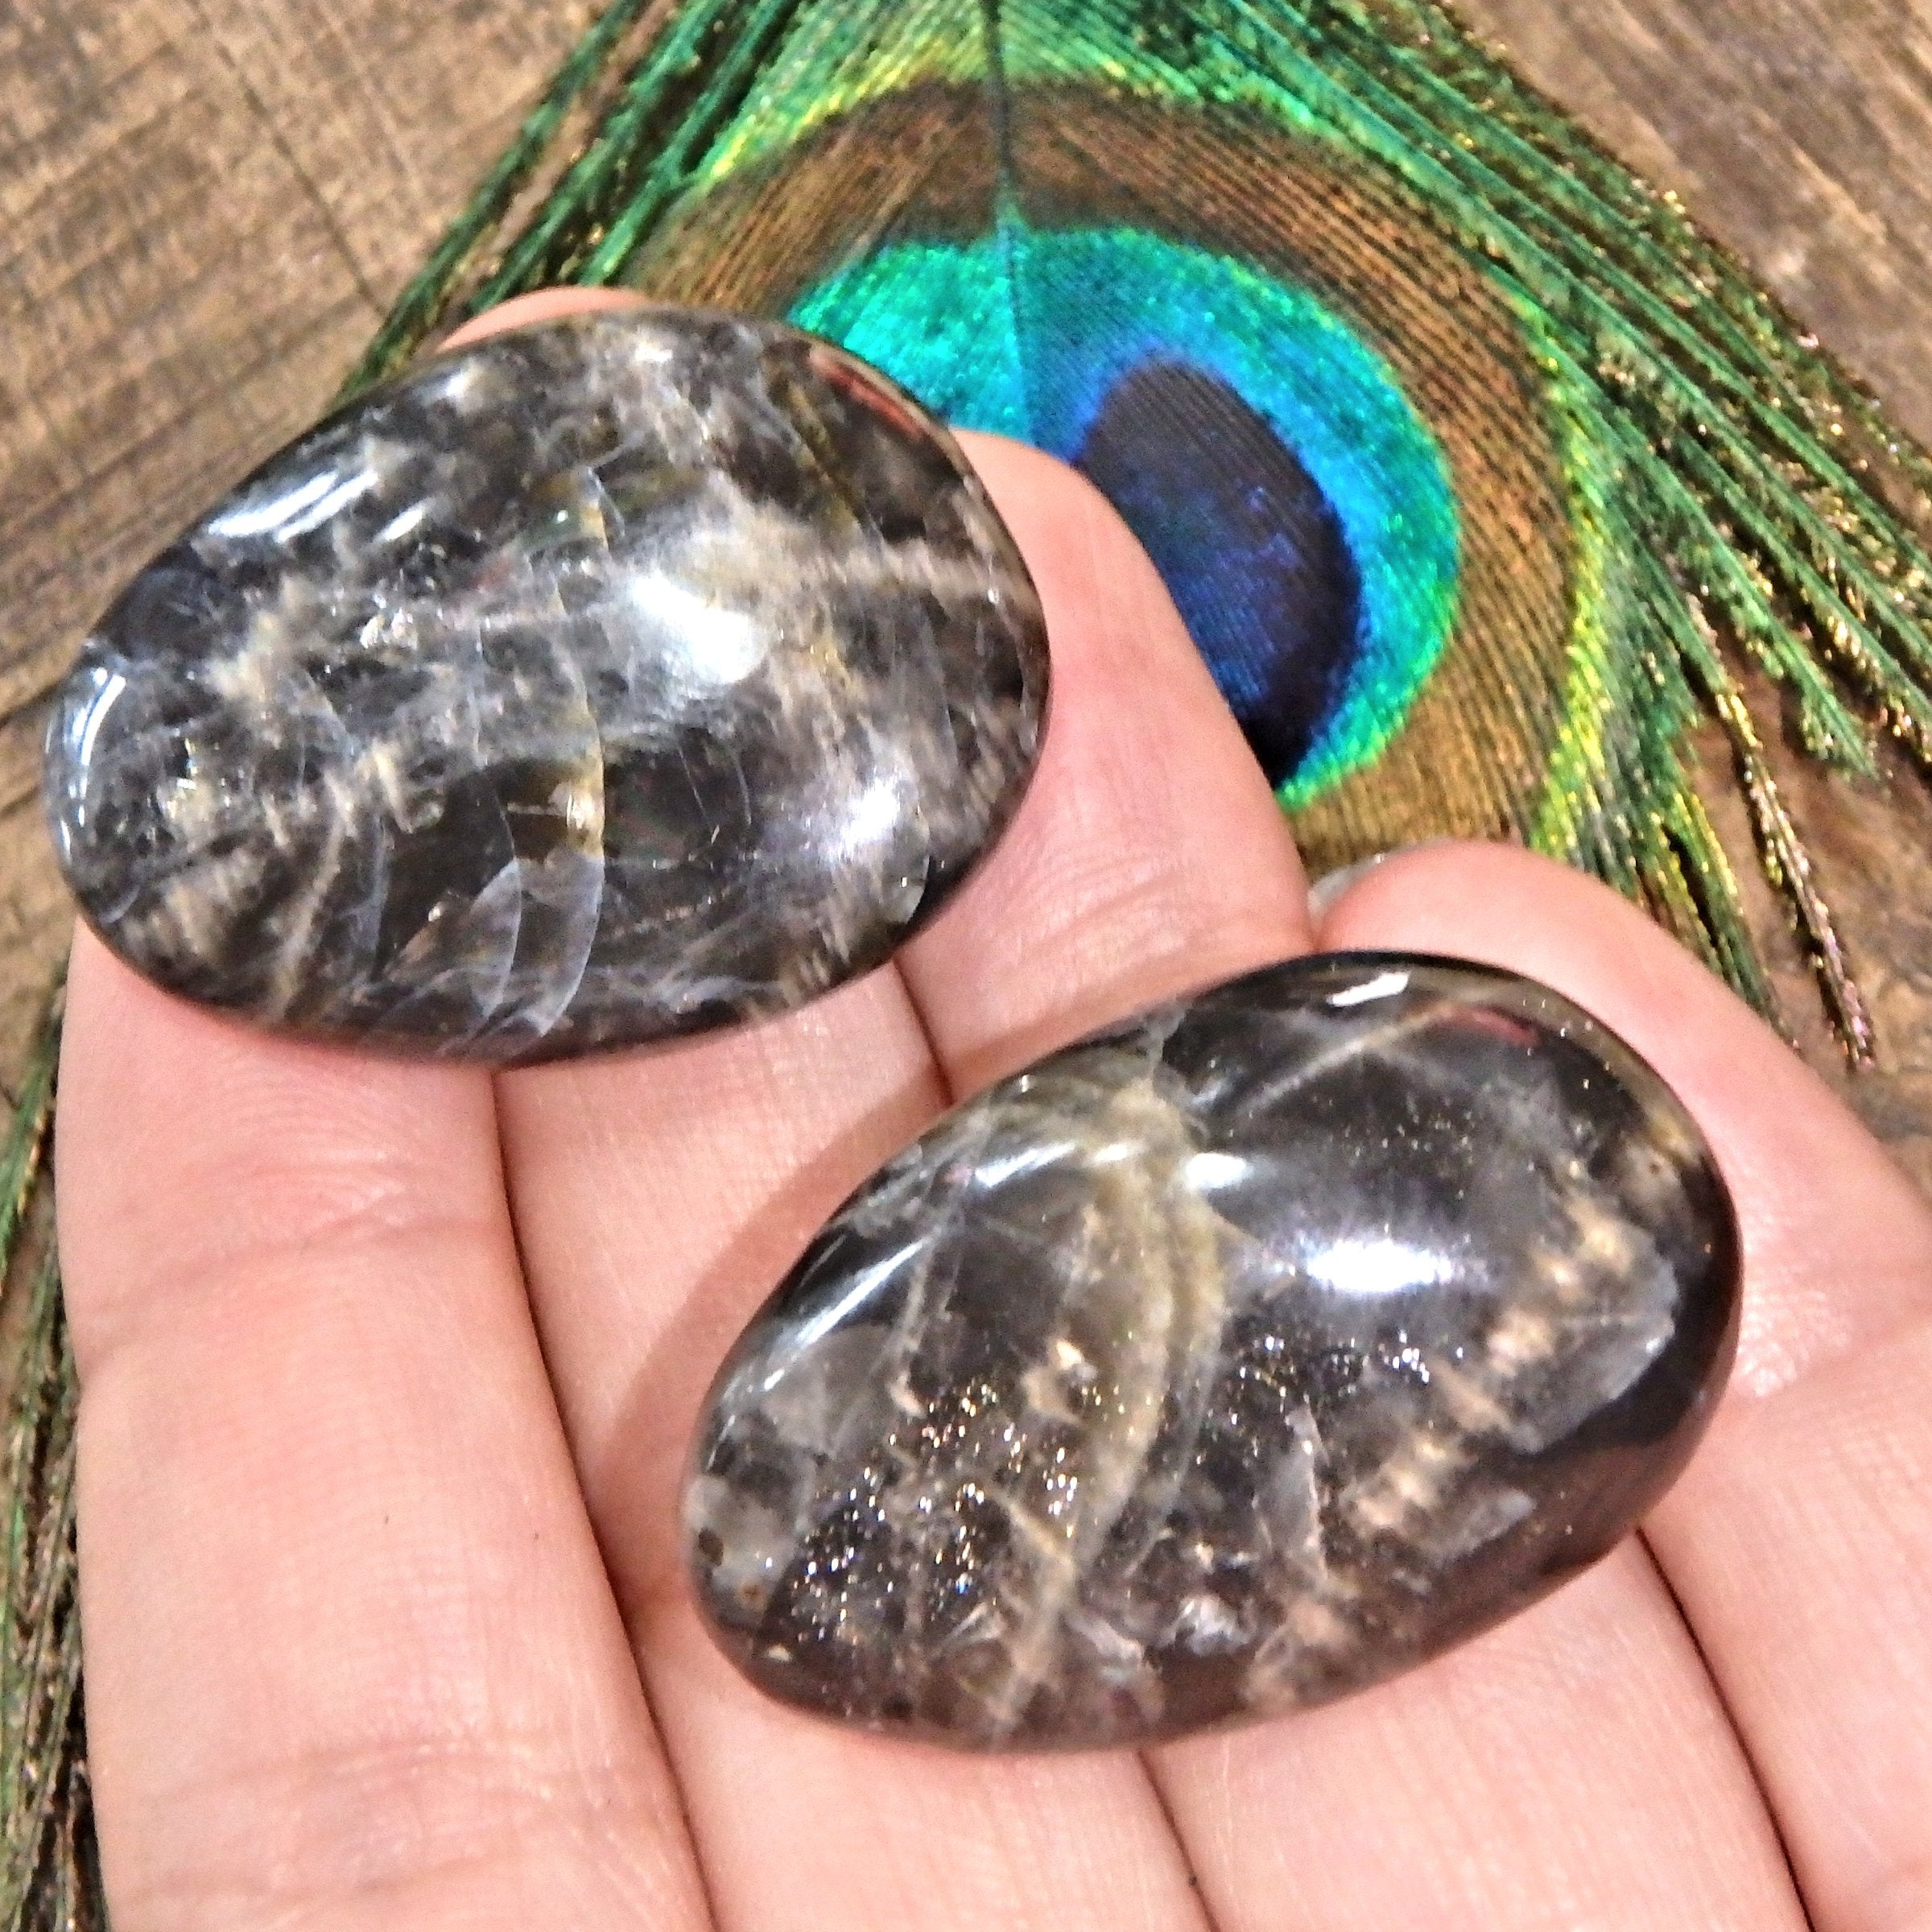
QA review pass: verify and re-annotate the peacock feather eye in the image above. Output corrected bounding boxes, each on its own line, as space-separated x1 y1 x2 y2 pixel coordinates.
792 225 1461 809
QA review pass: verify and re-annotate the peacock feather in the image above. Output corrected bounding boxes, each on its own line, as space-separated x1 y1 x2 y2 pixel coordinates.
10 0 1932 1922
341 0 1932 1063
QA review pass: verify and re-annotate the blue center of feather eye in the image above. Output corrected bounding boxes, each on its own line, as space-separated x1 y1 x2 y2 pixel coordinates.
791 222 1460 806
1074 361 1362 784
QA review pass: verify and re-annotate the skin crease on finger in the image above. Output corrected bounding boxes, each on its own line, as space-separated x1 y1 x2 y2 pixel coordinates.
49 283 1930 1932
57 937 719 1929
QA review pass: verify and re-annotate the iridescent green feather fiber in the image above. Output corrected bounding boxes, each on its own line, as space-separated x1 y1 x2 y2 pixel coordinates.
12 1 1932 1922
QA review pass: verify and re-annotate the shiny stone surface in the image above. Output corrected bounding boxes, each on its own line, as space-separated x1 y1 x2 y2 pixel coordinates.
45 310 1047 1059
686 954 1740 1751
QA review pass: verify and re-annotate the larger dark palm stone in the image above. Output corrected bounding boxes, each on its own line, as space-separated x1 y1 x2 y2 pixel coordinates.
685 954 1740 1751
43 310 1048 1060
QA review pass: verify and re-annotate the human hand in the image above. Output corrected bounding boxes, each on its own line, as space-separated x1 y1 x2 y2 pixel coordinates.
56 291 1932 1930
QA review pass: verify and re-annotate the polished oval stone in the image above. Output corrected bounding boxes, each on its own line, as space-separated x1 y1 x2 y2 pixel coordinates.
44 310 1048 1060
685 953 1740 1750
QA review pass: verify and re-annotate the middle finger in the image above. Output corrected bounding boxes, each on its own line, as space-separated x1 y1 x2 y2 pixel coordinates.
495 439 1253 1930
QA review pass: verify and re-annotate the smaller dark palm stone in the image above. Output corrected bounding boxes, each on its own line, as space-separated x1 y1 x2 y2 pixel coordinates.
43 310 1049 1060
685 954 1740 1752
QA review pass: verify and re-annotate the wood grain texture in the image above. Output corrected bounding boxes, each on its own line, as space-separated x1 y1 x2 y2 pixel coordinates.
0 0 1926 1185
1459 0 1932 448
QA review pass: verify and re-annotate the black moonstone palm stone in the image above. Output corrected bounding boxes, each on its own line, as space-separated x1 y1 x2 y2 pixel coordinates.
43 310 1048 1061
685 954 1740 1752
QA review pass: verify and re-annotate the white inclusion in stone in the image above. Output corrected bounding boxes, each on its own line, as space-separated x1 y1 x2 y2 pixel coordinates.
374 500 433 548
1184 1150 1250 1191
625 572 767 685
1307 1236 1455 1298
1425 1484 1534 1563
832 774 915 865
685 1475 795 1616
1326 968 1411 1009
1174 1591 1245 1653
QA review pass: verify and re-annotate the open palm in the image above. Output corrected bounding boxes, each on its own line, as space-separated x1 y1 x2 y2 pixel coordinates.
56 293 1932 1931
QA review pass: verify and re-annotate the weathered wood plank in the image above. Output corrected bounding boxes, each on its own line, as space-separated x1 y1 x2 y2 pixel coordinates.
1455 0 1932 1191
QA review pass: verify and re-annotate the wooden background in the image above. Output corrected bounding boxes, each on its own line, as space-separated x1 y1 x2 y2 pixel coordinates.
1 0 1929 1183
